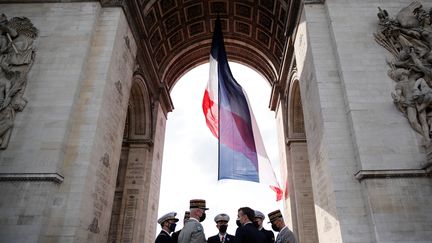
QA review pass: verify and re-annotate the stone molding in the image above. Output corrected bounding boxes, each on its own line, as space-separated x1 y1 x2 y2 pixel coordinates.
100 0 124 7
304 0 325 4
355 166 432 181
0 172 64 184
286 138 307 146
122 138 153 146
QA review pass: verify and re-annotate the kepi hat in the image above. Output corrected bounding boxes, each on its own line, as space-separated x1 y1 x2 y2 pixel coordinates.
214 213 230 223
254 210 265 220
184 211 190 220
268 209 283 223
189 199 209 210
157 212 179 224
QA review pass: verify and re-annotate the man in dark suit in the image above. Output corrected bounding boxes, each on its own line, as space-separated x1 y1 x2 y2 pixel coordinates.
155 212 179 243
172 211 190 243
207 213 236 243
255 210 275 243
235 207 266 243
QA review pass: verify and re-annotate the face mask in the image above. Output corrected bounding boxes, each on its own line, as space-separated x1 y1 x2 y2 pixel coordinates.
271 224 279 232
169 223 177 232
219 224 228 233
199 212 206 222
253 221 259 228
236 219 241 227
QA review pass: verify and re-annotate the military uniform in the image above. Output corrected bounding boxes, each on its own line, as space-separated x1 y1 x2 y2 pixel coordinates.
260 228 275 243
171 230 180 243
155 212 179 243
268 210 297 243
177 199 208 243
155 230 174 243
275 226 296 243
255 210 274 243
207 213 236 243
178 218 206 243
207 233 235 243
172 211 190 243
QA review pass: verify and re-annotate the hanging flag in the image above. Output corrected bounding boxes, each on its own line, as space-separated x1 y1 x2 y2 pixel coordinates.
202 17 283 201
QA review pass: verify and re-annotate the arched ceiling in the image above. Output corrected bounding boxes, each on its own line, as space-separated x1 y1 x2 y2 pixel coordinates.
124 0 299 90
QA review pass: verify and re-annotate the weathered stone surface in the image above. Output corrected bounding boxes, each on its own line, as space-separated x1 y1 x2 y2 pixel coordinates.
295 1 432 242
0 2 137 242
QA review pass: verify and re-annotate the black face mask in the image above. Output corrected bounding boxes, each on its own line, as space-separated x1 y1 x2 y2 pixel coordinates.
236 219 241 227
219 224 228 233
199 212 206 222
169 223 177 232
271 224 279 232
253 221 259 228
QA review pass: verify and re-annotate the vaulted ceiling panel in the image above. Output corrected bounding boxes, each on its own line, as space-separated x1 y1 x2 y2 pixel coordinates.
126 0 294 89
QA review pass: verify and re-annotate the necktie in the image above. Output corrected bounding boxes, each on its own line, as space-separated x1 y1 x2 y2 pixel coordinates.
221 235 224 243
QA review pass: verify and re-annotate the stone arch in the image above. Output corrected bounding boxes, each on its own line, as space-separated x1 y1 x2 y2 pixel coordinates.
287 75 305 138
163 40 278 90
125 74 153 141
107 1 306 241
108 73 155 242
284 67 319 243
125 0 296 90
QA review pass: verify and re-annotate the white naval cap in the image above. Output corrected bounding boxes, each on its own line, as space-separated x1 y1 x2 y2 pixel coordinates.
214 213 230 223
254 210 265 220
157 212 179 224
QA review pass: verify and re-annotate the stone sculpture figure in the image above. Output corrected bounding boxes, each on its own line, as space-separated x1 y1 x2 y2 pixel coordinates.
0 14 38 149
375 1 432 144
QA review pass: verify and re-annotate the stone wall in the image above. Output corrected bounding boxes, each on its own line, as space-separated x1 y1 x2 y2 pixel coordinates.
0 2 137 242
296 0 432 242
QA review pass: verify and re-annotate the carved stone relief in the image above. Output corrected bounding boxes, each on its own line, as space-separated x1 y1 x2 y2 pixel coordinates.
375 1 432 144
0 14 38 149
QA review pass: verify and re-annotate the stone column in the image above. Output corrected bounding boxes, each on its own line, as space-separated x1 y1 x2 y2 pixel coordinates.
38 5 136 242
113 144 152 243
294 3 372 242
140 102 167 243
275 87 319 243
286 141 318 243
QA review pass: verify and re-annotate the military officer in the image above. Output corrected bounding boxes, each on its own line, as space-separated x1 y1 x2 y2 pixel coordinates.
207 213 236 243
172 211 190 243
178 199 209 243
255 210 275 243
155 212 179 243
268 210 297 243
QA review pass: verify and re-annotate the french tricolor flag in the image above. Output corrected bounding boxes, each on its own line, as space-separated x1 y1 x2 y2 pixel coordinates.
202 17 283 201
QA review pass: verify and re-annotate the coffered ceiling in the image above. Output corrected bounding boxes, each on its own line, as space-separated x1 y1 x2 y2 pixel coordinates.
124 0 300 90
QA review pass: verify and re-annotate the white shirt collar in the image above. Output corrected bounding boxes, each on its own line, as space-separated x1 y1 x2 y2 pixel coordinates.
189 217 199 222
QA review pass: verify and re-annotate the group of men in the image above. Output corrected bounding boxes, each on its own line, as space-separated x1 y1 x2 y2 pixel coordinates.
155 199 297 243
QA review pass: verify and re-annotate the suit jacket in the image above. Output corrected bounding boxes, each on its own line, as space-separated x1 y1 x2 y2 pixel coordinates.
259 228 275 243
275 226 296 243
235 223 266 243
207 233 236 243
178 219 206 243
155 230 174 243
